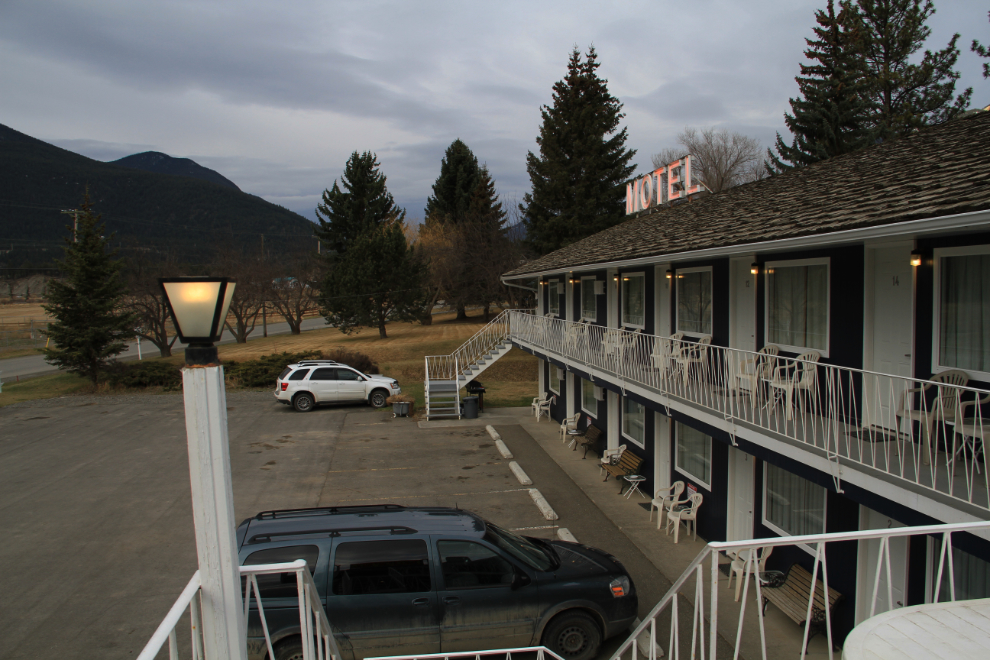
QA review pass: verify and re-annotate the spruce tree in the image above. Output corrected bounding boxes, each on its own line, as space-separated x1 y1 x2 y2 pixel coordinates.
769 1 874 172
43 191 136 384
468 165 507 228
853 0 972 139
424 139 481 224
971 11 990 80
316 152 423 338
314 151 402 258
521 47 636 255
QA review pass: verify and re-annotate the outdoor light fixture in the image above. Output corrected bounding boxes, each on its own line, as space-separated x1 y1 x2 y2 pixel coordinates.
666 269 673 280
910 251 922 267
751 262 759 275
159 277 236 366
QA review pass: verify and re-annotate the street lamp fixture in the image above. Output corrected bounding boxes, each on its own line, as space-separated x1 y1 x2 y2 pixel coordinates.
159 277 236 365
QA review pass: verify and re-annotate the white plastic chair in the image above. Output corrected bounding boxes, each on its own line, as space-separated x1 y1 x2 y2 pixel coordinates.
600 444 627 475
954 392 989 474
559 412 582 443
734 345 779 400
650 480 684 529
665 493 703 543
651 333 684 374
727 545 774 602
673 335 712 386
897 369 968 464
766 350 820 420
532 392 554 421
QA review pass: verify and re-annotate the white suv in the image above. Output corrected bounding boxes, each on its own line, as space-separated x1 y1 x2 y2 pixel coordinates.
274 360 401 412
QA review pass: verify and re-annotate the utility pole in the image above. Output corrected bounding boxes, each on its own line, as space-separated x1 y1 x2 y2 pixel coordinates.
60 209 80 242
260 234 265 261
262 301 267 337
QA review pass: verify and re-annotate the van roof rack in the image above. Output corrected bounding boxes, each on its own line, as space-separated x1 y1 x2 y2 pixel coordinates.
248 525 417 544
295 360 339 365
254 505 405 520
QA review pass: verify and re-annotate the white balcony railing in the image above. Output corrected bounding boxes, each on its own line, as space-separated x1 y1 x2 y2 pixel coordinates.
138 559 341 660
611 520 990 660
509 312 990 513
425 309 526 383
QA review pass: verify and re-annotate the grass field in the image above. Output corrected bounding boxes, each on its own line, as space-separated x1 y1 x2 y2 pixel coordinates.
0 311 538 411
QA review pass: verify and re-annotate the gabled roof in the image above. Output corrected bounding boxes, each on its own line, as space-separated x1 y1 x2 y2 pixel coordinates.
504 111 990 278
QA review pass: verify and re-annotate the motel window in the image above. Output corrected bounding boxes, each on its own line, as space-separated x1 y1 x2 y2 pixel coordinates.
765 259 829 354
763 464 826 539
548 365 564 395
581 277 598 321
622 397 645 448
934 247 990 378
621 273 646 328
676 268 712 336
547 280 560 316
934 541 990 602
581 379 597 416
674 423 711 488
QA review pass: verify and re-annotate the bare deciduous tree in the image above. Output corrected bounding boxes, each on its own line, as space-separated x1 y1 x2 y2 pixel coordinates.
124 257 178 358
652 127 763 193
213 247 266 343
268 251 322 334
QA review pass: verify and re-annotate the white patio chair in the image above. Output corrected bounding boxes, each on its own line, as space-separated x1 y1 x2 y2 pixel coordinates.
766 350 820 421
665 493 703 543
896 369 968 465
531 392 554 421
727 545 774 602
651 333 684 375
734 344 779 401
559 412 582 443
954 392 989 474
673 335 712 386
650 480 684 529
600 444 627 476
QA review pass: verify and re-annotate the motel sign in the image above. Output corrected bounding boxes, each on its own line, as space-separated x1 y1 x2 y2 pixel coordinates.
626 155 704 214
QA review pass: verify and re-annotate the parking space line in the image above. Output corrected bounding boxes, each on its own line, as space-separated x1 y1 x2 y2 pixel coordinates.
328 487 534 503
328 464 502 473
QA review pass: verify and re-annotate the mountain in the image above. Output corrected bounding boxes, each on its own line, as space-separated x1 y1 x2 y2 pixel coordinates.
0 123 315 269
111 151 241 191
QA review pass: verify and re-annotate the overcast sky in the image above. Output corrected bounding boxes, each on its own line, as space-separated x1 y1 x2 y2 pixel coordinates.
2 0 987 224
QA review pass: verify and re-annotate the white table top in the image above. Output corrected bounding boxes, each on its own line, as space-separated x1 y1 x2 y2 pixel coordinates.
843 598 990 660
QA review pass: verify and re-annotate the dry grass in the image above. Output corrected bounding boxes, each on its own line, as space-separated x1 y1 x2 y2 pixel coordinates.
0 302 50 323
0 372 90 407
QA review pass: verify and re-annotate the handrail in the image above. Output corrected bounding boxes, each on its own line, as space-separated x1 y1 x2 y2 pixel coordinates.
367 647 567 660
509 311 990 512
425 309 530 383
136 571 203 660
610 520 990 660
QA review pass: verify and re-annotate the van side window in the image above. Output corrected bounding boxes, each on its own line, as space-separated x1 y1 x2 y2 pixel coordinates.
310 368 336 381
288 369 311 381
336 369 363 381
438 540 514 589
332 540 431 595
243 545 319 598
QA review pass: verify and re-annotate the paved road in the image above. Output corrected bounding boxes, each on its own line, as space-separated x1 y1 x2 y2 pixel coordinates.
0 316 328 382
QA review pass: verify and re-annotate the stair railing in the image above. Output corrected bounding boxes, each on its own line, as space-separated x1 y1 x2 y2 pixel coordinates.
425 309 530 384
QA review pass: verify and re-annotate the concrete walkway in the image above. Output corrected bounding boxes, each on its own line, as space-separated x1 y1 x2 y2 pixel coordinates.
422 407 836 660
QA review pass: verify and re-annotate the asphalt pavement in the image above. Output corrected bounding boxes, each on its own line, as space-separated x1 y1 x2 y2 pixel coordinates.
0 316 328 382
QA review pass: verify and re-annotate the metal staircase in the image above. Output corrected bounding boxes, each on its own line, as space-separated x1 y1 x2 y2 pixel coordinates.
424 309 522 419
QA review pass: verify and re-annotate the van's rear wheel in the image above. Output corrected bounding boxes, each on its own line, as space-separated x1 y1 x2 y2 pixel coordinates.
293 393 315 412
543 611 601 660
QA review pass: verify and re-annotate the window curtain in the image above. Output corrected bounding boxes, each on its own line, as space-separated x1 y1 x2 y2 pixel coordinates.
675 423 712 485
937 544 990 602
623 276 645 326
764 464 825 536
582 280 596 320
677 271 712 334
623 397 645 445
582 379 596 413
767 264 828 350
548 281 560 315
940 254 990 372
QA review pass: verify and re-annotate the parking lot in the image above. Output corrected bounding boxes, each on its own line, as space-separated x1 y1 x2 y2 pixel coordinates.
0 391 678 660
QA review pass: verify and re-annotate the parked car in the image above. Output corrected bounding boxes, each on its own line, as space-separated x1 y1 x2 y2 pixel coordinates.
274 360 400 411
237 505 638 660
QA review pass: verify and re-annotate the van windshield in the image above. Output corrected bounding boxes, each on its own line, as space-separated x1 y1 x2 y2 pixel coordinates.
484 522 555 571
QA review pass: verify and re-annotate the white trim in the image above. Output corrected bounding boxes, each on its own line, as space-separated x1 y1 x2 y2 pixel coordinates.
761 463 827 556
931 244 990 381
764 257 831 357
580 276 598 322
621 395 646 449
502 208 990 281
580 378 597 417
673 422 712 490
621 271 647 329
675 266 713 337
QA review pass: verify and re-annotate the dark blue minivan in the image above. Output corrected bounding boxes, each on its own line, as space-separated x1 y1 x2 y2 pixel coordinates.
237 506 637 660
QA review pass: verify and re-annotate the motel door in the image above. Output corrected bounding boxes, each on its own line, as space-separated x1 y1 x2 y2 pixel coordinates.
870 247 914 432
728 447 755 541
856 507 908 624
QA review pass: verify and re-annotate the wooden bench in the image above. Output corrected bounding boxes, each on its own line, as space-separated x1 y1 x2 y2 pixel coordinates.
602 451 644 495
576 425 603 458
761 563 842 641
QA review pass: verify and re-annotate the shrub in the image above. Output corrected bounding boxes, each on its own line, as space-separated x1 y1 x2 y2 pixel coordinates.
224 351 321 388
105 361 182 390
323 348 379 374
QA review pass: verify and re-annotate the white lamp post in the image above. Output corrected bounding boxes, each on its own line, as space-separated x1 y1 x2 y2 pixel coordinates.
160 277 245 660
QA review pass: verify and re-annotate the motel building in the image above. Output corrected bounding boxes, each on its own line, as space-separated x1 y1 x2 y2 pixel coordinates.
499 110 990 646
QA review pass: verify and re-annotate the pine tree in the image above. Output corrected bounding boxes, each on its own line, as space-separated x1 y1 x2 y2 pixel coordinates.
468 165 507 228
971 11 990 80
317 152 423 338
424 139 481 224
314 151 403 258
853 0 972 140
43 191 136 384
521 47 636 255
769 1 874 172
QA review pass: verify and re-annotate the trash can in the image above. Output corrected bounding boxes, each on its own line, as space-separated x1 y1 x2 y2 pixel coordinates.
462 395 479 419
392 401 410 417
466 380 486 412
